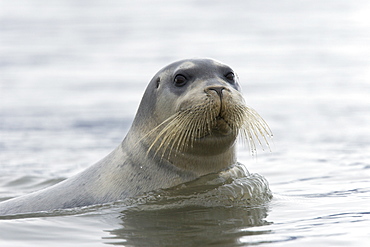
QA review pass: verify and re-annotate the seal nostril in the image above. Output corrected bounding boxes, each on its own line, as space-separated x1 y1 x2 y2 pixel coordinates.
208 87 225 98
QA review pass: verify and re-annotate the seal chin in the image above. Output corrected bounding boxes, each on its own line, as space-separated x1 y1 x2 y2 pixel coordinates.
212 117 233 136
193 116 234 140
195 117 236 150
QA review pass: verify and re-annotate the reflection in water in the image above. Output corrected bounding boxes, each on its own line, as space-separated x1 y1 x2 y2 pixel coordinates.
105 205 271 246
103 163 272 246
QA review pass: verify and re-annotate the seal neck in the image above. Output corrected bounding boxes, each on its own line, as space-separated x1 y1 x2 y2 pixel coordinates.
123 129 237 178
166 144 237 177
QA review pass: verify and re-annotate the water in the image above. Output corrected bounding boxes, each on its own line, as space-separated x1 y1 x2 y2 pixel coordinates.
1 0 370 246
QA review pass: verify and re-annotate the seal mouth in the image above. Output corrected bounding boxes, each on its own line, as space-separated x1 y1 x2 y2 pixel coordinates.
208 116 233 136
191 117 232 141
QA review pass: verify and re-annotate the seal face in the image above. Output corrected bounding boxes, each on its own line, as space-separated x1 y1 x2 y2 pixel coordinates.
131 58 270 175
0 58 271 215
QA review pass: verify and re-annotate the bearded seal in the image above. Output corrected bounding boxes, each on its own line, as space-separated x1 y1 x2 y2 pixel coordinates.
0 58 271 215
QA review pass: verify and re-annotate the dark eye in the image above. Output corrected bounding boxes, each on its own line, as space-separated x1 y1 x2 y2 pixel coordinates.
225 72 235 82
174 74 187 87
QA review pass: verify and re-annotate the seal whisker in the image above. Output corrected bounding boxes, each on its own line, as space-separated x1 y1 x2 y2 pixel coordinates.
151 116 181 159
149 100 217 159
179 110 201 150
161 113 192 158
175 114 194 153
148 108 201 159
246 109 272 147
237 105 272 154
144 114 179 156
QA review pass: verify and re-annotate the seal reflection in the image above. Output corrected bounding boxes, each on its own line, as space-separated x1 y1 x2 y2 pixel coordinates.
103 163 272 246
104 205 271 246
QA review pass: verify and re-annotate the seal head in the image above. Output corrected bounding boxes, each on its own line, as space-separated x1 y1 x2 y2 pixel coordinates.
128 58 269 177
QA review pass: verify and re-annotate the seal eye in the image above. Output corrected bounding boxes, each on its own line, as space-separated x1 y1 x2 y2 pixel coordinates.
174 74 187 87
225 72 235 82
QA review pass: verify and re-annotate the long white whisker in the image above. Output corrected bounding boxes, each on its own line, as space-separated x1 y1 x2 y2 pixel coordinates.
136 94 271 160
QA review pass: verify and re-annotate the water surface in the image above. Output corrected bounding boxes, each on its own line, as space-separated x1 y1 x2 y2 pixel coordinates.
1 0 370 246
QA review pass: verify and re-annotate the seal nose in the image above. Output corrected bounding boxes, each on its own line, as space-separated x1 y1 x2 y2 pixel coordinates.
207 86 225 98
